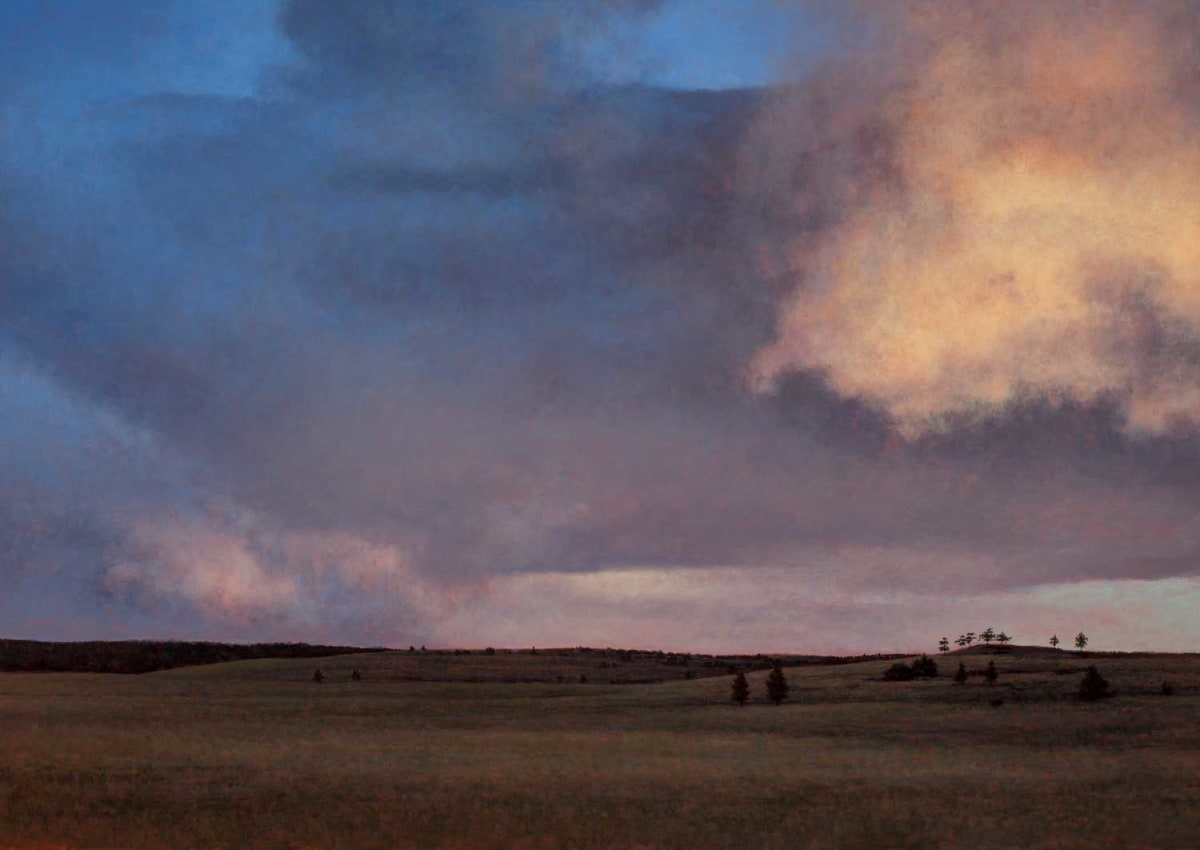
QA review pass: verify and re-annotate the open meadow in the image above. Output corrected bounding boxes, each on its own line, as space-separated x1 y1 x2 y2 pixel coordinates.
1 647 1198 849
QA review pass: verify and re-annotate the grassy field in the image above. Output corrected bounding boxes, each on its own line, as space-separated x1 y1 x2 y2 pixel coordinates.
1 647 1197 849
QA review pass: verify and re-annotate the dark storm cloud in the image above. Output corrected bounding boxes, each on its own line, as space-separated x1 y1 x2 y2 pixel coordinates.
279 0 663 96
4 0 1200 647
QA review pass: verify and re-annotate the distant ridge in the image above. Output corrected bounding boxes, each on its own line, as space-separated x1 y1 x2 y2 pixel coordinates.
0 639 387 674
939 644 1199 658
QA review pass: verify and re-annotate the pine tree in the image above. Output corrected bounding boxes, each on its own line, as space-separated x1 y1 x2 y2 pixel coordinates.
1074 632 1088 653
1050 634 1060 650
312 668 324 684
1078 666 1112 701
981 628 996 645
953 662 968 685
731 671 750 706
984 660 998 685
938 637 950 653
766 662 789 705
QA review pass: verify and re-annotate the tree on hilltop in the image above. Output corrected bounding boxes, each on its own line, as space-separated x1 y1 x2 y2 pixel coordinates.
996 632 1011 647
1050 634 1060 650
938 637 950 653
731 671 750 706
766 662 789 705
981 628 996 646
1074 632 1088 653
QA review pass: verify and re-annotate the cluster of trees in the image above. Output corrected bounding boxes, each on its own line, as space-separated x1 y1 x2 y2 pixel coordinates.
938 628 1013 652
731 662 790 706
938 629 1095 654
1049 632 1089 652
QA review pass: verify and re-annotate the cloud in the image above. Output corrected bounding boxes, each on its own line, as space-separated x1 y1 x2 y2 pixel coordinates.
751 1 1200 435
4 1 1200 649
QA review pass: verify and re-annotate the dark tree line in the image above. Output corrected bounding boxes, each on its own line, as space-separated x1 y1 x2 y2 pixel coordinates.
0 639 383 675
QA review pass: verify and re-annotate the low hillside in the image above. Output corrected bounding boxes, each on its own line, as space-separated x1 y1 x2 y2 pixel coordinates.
0 639 386 674
153 645 911 685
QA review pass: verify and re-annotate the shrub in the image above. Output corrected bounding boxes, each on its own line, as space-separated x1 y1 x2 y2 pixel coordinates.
953 662 968 685
911 655 939 678
984 661 998 685
312 668 324 684
883 656 937 681
883 662 916 682
1077 666 1112 701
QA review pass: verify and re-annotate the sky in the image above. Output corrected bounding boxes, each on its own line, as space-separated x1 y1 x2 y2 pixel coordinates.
3 0 1200 653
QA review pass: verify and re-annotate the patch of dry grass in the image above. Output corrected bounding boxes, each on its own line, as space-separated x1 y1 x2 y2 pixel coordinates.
1 649 1197 848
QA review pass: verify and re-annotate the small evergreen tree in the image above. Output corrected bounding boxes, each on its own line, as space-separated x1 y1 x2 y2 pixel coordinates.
984 660 998 685
1077 666 1112 701
731 671 750 706
953 662 968 685
312 668 324 684
1074 632 1088 653
1050 634 1060 650
766 662 789 705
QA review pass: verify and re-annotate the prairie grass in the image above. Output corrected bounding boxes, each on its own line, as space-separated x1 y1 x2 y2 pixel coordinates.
0 648 1197 848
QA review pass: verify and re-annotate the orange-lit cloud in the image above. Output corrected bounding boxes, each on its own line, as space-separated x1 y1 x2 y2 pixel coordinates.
752 2 1200 434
